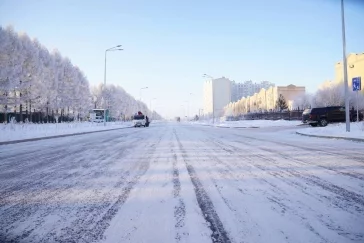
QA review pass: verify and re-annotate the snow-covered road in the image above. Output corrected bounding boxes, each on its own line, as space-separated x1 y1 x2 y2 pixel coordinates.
1 122 363 243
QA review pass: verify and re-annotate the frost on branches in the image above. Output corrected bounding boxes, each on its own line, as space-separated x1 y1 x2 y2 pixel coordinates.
0 26 161 122
311 83 364 109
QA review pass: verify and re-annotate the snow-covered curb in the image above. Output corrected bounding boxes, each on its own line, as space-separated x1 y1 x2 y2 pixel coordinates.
296 131 364 142
0 122 133 144
296 122 364 142
191 119 302 128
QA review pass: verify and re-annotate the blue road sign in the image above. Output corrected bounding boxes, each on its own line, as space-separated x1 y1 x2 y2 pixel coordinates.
352 77 361 91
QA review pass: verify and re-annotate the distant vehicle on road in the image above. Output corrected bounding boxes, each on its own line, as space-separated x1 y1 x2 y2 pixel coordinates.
90 109 109 122
133 114 146 127
302 106 363 127
133 111 150 127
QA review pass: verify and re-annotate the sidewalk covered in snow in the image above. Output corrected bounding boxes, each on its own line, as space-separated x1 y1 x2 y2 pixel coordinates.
297 122 364 141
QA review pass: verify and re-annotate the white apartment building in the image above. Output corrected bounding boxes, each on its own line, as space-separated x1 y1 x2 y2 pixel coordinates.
231 80 275 102
203 77 231 117
225 84 306 116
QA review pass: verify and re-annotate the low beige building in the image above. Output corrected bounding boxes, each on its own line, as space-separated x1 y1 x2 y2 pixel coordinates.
335 53 364 93
225 84 306 115
276 85 306 109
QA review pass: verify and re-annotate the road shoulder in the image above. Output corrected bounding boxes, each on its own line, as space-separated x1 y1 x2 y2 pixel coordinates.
0 126 132 146
296 131 364 142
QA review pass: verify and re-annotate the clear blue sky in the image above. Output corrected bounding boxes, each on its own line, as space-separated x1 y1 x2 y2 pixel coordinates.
1 0 363 118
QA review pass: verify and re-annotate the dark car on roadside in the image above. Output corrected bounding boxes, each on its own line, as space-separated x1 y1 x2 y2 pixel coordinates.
302 106 363 127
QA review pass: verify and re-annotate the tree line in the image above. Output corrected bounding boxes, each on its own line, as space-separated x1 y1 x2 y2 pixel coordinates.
0 26 160 123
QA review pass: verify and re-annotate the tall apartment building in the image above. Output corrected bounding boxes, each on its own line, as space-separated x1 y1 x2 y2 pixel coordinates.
203 77 231 117
231 80 275 102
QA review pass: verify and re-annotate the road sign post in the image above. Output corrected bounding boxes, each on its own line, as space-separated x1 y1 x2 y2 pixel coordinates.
352 77 361 122
357 91 359 122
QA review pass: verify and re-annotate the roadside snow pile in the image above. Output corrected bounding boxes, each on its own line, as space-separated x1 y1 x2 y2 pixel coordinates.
297 122 364 140
193 119 302 128
0 122 133 142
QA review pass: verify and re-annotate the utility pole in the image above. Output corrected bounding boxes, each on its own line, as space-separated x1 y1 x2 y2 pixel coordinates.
103 45 123 126
341 0 350 132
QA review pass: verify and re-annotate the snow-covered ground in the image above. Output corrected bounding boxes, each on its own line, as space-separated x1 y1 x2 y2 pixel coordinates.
1 123 363 243
0 121 133 142
298 122 364 140
193 119 302 128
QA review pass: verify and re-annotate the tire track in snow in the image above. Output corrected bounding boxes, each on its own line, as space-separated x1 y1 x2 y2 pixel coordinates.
0 130 162 243
1 143 139 243
171 150 187 242
255 144 364 183
205 139 289 197
54 136 163 243
206 137 363 242
231 133 364 164
233 139 364 210
206 138 333 242
213 137 364 211
0 132 141 197
173 130 231 243
0 136 142 233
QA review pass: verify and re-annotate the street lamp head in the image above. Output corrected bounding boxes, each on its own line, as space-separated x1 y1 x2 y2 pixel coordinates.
203 74 213 79
116 45 122 47
108 48 123 52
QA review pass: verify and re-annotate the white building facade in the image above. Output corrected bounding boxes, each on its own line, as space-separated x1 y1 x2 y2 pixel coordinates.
203 77 231 117
231 80 275 102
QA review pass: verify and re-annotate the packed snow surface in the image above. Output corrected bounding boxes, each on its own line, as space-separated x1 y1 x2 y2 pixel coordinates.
1 122 363 243
194 119 302 128
0 121 133 142
298 122 364 140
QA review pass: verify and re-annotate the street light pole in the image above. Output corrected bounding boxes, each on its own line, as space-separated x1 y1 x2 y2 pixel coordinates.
104 51 107 87
189 93 194 120
341 0 350 132
139 87 148 114
181 105 185 119
140 87 148 101
150 98 156 119
103 45 123 126
183 100 189 120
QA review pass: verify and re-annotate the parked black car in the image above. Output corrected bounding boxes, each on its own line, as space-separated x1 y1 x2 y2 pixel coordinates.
302 106 363 127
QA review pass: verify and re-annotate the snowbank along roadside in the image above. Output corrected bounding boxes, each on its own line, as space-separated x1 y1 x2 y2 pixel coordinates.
297 122 364 141
192 119 302 128
0 122 133 143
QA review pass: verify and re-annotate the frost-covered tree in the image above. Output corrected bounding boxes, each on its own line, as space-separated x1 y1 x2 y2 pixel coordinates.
293 93 313 110
276 94 288 111
0 26 93 122
0 25 161 123
90 84 162 121
310 83 364 109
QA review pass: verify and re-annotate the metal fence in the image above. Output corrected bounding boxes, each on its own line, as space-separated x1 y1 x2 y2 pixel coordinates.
0 112 77 123
226 110 304 121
